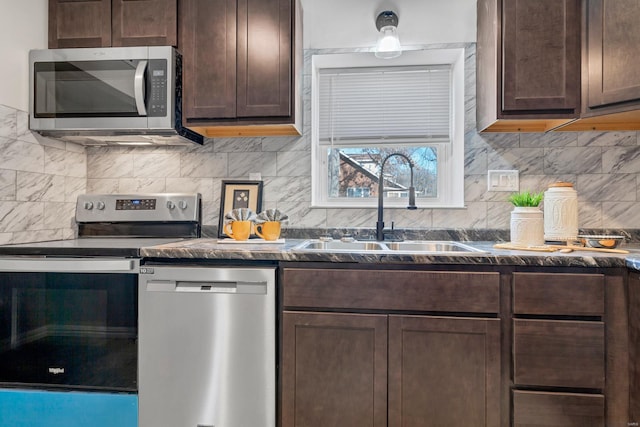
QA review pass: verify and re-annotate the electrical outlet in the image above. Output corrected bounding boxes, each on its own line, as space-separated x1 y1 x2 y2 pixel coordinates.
487 170 519 192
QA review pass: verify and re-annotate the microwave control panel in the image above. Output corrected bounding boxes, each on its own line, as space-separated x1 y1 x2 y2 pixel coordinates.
147 59 167 117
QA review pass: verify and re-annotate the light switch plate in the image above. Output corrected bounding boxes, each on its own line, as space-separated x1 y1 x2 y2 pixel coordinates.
487 170 519 192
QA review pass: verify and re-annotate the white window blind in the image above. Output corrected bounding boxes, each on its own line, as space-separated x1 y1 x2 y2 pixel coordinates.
318 65 451 143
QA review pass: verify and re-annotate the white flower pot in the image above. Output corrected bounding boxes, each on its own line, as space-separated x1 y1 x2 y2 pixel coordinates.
510 207 544 247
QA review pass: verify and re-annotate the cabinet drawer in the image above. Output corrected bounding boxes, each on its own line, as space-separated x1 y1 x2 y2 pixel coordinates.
513 319 605 389
282 269 500 313
513 272 604 316
513 390 604 427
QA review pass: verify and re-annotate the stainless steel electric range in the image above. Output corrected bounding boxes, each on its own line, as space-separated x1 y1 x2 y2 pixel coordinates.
0 193 201 427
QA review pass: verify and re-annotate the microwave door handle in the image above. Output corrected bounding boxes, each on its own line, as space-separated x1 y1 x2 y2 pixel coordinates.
134 60 148 116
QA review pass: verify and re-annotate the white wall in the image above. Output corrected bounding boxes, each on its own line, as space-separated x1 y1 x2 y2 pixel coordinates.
0 0 48 111
300 0 477 49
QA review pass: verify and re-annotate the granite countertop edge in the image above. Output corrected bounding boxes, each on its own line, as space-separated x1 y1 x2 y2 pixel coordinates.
140 238 640 269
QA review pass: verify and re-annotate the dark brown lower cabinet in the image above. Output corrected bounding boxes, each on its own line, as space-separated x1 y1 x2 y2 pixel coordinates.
281 265 630 427
388 315 501 427
281 312 388 427
511 271 618 427
281 311 501 427
513 390 605 427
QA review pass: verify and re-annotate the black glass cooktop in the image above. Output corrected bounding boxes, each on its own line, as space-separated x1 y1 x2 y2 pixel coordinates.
0 238 187 258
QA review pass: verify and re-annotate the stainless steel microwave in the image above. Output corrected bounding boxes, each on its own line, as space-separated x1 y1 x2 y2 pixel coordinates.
29 46 202 146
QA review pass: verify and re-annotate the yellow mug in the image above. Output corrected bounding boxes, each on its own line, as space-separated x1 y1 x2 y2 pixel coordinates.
255 221 281 241
224 220 252 241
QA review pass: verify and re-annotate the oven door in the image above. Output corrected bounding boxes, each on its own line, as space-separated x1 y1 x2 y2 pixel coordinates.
0 258 138 393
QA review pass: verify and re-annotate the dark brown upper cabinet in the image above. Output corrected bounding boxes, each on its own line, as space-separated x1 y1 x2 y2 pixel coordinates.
179 0 237 121
476 0 581 132
48 0 177 48
560 0 640 131
179 0 302 138
585 0 640 109
478 0 640 133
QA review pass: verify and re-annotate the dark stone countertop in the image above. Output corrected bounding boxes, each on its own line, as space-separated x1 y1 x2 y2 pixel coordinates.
140 238 640 269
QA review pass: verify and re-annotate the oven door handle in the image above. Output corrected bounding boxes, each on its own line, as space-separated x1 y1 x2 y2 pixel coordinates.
0 259 137 273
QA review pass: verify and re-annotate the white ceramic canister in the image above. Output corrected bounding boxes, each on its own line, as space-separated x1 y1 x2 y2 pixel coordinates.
510 206 544 247
543 182 578 241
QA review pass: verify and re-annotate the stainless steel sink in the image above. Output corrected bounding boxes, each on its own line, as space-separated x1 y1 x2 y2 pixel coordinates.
292 239 486 254
384 241 484 253
295 240 387 251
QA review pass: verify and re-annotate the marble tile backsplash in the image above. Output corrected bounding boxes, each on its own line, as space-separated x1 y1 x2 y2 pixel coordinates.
2 43 640 242
0 105 86 244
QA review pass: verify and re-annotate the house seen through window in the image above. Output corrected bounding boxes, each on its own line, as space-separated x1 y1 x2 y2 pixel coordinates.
311 49 465 208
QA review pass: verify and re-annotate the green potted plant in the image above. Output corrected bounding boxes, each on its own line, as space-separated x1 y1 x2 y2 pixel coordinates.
508 190 544 246
508 191 543 207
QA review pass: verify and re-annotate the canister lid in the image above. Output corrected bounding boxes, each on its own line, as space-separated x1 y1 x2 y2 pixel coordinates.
548 181 574 188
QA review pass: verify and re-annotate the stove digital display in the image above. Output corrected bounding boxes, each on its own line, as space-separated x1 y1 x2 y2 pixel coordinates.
116 198 157 210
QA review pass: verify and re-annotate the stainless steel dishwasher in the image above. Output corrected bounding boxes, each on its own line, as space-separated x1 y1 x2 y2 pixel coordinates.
138 265 276 427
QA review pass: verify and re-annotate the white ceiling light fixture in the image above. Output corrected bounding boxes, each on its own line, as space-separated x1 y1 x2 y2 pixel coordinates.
375 10 402 59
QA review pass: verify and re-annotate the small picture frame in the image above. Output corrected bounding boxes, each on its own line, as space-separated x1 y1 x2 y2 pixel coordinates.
218 180 263 238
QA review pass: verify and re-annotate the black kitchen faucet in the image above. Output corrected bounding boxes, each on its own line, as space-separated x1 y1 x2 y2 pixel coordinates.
375 153 417 241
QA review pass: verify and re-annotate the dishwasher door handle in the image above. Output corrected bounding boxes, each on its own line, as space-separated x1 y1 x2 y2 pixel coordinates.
146 280 267 294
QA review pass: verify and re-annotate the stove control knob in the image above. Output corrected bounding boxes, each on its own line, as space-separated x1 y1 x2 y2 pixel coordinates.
166 201 176 210
96 201 105 210
178 200 188 210
84 201 94 210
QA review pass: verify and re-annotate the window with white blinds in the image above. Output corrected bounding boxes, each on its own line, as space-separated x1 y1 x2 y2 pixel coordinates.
318 65 452 143
311 49 465 209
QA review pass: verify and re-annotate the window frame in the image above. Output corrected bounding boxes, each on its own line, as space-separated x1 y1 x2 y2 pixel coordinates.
310 49 466 209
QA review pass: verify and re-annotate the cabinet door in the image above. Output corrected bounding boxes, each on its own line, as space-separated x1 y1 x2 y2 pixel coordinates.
179 0 237 120
112 0 177 47
502 0 580 112
236 0 292 117
281 311 387 427
49 0 112 48
388 315 501 427
587 0 640 109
